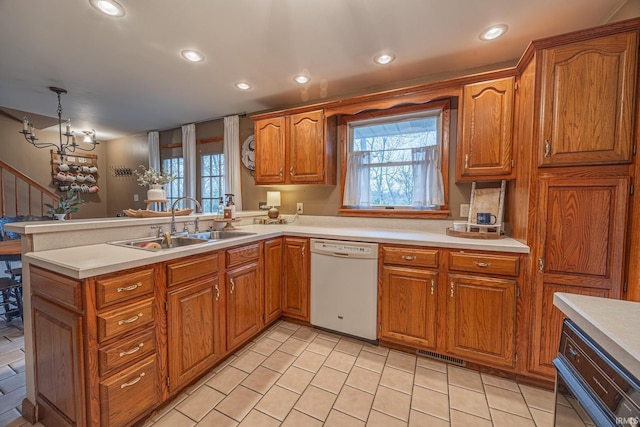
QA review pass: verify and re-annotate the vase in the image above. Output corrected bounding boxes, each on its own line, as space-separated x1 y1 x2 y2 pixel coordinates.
54 213 67 221
147 184 166 201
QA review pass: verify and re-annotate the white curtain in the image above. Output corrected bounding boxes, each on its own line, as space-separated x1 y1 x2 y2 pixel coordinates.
343 151 371 207
181 123 196 199
147 131 160 171
224 115 243 211
412 146 444 207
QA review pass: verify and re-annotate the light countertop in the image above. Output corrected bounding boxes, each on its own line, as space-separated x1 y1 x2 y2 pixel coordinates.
554 292 640 380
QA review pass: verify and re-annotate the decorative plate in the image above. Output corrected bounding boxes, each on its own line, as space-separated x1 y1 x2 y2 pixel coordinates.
241 135 255 171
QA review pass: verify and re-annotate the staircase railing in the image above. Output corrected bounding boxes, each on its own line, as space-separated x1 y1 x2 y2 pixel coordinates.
0 160 58 218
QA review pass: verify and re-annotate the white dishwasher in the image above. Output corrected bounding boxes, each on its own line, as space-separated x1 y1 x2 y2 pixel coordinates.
310 239 379 341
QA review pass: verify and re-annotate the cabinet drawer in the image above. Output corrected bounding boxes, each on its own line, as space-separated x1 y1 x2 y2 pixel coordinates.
449 252 519 277
95 268 154 309
98 328 156 376
97 298 154 343
99 355 158 427
167 252 219 287
226 243 260 268
382 246 439 268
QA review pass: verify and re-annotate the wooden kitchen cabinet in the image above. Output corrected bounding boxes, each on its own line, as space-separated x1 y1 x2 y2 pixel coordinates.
282 237 309 320
537 32 638 166
458 76 515 180
264 237 283 324
253 109 336 185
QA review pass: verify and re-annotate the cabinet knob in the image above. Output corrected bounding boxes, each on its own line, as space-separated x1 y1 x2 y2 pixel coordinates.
544 140 551 157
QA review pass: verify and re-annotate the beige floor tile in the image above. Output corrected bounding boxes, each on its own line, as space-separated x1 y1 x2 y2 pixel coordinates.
237 409 280 427
311 366 348 394
409 409 449 427
414 366 448 394
278 337 310 356
281 409 323 427
293 350 327 373
529 407 554 427
450 409 493 427
385 350 416 374
355 350 387 373
361 343 389 357
325 409 366 427
215 386 262 422
268 326 295 342
261 350 297 373
207 366 248 394
371 385 411 422
334 338 364 356
346 366 381 394
276 366 315 394
197 409 238 427
317 330 342 342
294 385 337 421
176 385 224 421
151 392 188 421
333 385 374 421
214 355 237 373
231 350 267 373
306 337 337 356
417 357 448 374
255 385 300 421
490 408 536 427
367 410 408 427
380 366 414 394
153 409 196 427
242 366 281 394
447 365 484 393
324 350 357 373
449 385 490 420
292 326 319 342
519 384 556 412
184 368 218 395
411 384 449 420
250 338 282 356
481 373 520 392
485 384 532 418
278 321 301 331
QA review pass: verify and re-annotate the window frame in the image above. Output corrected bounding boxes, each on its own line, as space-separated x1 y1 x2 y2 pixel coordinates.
339 101 450 218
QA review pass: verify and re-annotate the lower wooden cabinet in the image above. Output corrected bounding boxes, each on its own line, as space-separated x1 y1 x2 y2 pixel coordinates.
282 237 309 320
264 238 283 324
226 261 263 350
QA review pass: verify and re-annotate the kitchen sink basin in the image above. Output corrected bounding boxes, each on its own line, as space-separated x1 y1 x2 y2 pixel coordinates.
188 230 257 240
108 235 210 251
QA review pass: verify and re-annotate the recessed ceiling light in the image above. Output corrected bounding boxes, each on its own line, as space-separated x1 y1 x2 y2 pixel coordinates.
479 24 508 41
89 0 125 17
294 74 310 84
235 82 252 90
374 53 396 65
181 50 205 63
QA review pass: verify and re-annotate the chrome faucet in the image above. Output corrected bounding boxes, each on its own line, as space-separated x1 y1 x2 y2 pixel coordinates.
170 197 202 234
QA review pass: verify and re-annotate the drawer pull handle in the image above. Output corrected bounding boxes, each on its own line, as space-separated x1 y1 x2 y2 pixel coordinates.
215 284 220 301
120 372 145 389
230 278 235 294
401 255 416 261
117 282 142 293
473 261 491 268
118 313 143 326
119 343 144 357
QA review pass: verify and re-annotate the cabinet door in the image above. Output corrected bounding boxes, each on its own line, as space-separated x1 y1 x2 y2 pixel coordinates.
167 276 223 392
446 274 516 367
288 110 325 183
255 117 286 184
227 261 263 350
458 76 515 179
282 237 309 320
379 266 437 349
264 238 283 324
538 32 638 166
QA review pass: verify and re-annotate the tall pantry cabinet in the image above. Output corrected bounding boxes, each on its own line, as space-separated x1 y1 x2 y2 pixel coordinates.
511 22 639 380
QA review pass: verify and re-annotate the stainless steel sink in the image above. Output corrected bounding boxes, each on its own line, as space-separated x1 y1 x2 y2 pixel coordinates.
108 235 210 251
188 230 257 241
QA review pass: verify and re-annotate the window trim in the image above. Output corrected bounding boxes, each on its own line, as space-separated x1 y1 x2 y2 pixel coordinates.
339 101 450 218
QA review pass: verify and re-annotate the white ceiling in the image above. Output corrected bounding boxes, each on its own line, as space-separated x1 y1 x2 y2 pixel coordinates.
0 0 632 141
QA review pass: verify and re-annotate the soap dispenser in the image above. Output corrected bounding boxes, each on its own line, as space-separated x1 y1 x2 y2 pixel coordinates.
225 193 236 220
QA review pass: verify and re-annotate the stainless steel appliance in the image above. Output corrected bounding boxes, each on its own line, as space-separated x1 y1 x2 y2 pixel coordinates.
554 319 640 426
310 239 378 341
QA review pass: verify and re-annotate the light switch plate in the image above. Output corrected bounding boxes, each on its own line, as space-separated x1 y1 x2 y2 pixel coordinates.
460 203 469 218
133 194 139 202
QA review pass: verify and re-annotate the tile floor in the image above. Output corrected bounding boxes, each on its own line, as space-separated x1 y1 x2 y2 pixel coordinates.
0 319 562 427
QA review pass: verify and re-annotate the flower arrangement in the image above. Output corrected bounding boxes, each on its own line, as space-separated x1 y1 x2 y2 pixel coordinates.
45 190 85 215
133 165 176 187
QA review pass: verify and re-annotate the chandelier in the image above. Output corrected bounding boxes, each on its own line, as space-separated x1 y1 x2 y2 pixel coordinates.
19 87 98 155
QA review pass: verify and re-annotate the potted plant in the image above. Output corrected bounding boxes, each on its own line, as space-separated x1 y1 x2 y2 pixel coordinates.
45 190 85 220
133 165 176 201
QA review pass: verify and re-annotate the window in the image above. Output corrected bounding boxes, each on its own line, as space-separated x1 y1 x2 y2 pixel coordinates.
162 157 184 208
341 101 449 217
201 153 225 213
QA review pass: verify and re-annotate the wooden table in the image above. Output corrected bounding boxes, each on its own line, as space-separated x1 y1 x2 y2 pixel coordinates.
0 240 21 262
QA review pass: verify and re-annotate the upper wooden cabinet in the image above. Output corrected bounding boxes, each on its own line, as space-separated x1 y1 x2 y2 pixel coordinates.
253 109 337 185
537 32 638 166
458 76 515 180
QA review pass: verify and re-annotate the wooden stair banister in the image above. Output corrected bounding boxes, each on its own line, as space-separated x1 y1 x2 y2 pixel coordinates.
0 160 58 218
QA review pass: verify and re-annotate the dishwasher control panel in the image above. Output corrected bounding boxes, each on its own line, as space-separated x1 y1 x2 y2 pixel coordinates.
311 239 378 258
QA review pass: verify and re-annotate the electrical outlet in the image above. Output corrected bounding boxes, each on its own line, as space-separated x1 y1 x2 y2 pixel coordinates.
133 194 139 202
460 203 470 218
296 203 304 214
